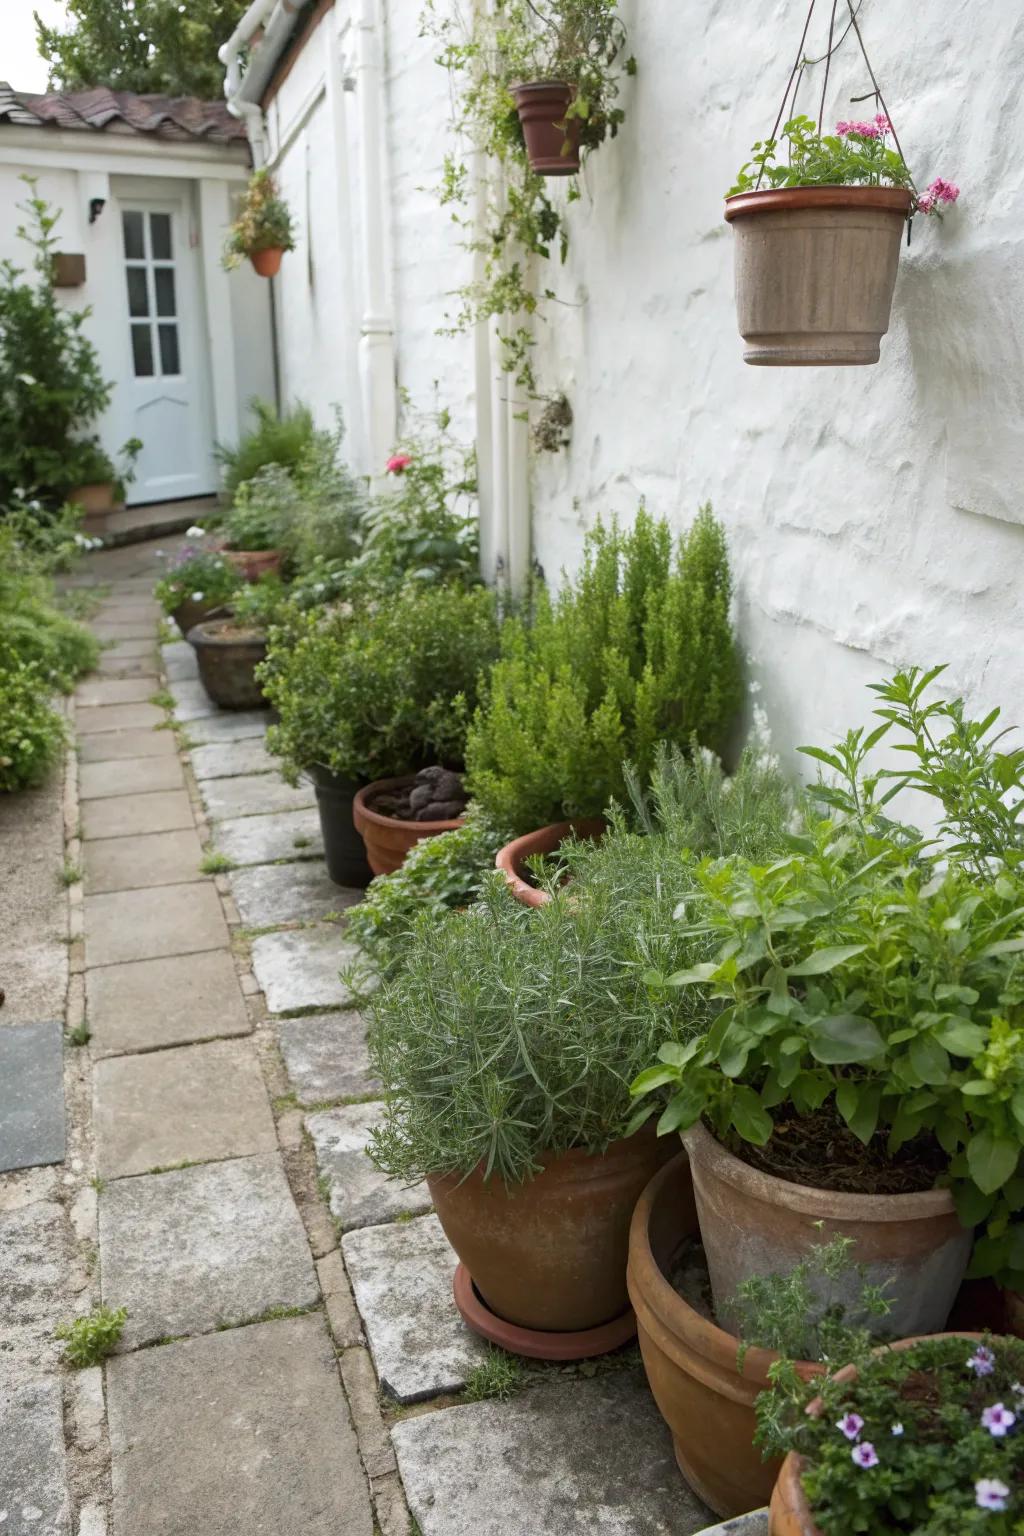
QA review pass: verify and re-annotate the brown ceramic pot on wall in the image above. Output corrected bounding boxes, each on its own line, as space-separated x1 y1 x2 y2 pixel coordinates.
495 818 605 907
724 186 912 365
187 618 269 710
512 82 582 175
353 775 466 877
628 1150 823 1518
767 1334 983 1535
221 547 283 583
428 1129 669 1337
250 247 284 277
683 1120 972 1342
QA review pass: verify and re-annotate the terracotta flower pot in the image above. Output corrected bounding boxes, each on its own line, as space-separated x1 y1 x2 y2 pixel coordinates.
628 1150 824 1518
187 618 269 711
352 775 465 877
723 186 912 366
427 1128 671 1335
250 247 284 277
221 547 283 583
172 594 226 637
512 81 582 175
495 818 605 907
767 1333 983 1535
308 765 372 889
68 481 115 516
683 1120 972 1342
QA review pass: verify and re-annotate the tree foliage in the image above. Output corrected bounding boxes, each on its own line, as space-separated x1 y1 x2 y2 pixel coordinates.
35 0 247 100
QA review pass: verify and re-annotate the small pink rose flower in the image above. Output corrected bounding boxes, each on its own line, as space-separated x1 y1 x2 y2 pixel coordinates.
969 1347 997 1377
386 453 413 475
851 1442 879 1468
982 1402 1016 1437
976 1478 1010 1512
836 1413 864 1441
916 193 936 214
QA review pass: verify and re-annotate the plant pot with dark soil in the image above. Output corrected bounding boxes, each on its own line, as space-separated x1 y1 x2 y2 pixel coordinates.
512 82 582 175
495 818 605 907
187 617 269 711
353 768 469 877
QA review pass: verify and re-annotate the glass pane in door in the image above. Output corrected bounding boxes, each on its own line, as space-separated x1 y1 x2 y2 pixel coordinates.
126 266 149 318
131 324 154 377
154 267 176 317
150 212 172 260
158 324 180 375
122 210 144 260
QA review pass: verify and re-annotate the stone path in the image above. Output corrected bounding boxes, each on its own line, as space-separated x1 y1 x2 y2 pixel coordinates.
1 536 733 1536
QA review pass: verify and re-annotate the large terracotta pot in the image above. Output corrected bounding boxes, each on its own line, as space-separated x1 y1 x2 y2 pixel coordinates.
512 82 581 175
250 247 284 277
628 1151 823 1518
68 481 115 516
187 619 269 711
495 818 605 907
723 186 912 366
683 1121 972 1342
428 1128 670 1334
353 775 465 877
308 765 372 889
768 1333 983 1535
221 547 283 583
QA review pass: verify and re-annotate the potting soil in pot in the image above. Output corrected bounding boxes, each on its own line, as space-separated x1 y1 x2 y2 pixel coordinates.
370 766 468 823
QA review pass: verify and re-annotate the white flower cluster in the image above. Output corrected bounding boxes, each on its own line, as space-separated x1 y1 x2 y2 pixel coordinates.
73 533 104 551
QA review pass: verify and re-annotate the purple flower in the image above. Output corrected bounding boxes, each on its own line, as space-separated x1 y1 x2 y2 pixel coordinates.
836 1413 864 1441
968 1347 996 1377
976 1478 1010 1512
851 1442 878 1468
982 1403 1016 1438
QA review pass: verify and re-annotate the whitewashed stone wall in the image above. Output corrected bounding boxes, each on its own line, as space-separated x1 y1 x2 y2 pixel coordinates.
268 0 1024 773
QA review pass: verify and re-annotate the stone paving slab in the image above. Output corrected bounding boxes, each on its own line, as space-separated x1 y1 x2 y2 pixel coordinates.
693 1516 769 1536
78 727 177 763
0 1379 71 1536
100 1154 318 1348
168 677 217 721
185 710 270 745
96 651 160 679
228 860 357 928
308 1105 430 1231
98 600 160 622
87 949 251 1057
342 1214 486 1402
189 737 274 780
0 1021 65 1173
107 1315 372 1536
391 1371 713 1536
212 807 323 867
93 1038 277 1178
76 701 164 734
83 828 205 895
160 640 199 681
99 637 158 660
200 771 315 821
251 927 361 1014
82 788 193 841
277 1011 379 1104
74 676 156 707
91 621 155 642
84 881 228 967
0 1201 66 1381
79 755 185 800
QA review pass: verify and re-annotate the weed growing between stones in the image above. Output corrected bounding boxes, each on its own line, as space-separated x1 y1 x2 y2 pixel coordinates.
148 689 175 712
55 1305 128 1366
59 858 83 887
199 849 235 874
67 1020 90 1047
464 1349 528 1402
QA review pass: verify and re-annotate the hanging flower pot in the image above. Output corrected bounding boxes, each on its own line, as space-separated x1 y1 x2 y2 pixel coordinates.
724 185 912 366
223 169 296 274
249 247 284 278
512 82 582 175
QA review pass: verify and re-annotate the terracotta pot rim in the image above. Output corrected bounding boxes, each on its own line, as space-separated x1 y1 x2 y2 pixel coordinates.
684 1120 955 1221
511 79 574 97
69 480 113 493
725 185 913 222
495 817 606 907
453 1263 636 1359
352 775 467 837
430 1131 659 1192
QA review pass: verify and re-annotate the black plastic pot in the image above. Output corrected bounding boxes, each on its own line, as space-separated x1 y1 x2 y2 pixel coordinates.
309 765 372 888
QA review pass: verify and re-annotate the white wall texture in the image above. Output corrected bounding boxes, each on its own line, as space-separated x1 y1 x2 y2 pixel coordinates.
266 0 1024 775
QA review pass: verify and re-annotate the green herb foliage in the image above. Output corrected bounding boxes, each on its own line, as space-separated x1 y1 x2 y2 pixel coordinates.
729 114 913 198
465 506 742 831
55 1305 128 1367
153 545 242 616
215 399 317 501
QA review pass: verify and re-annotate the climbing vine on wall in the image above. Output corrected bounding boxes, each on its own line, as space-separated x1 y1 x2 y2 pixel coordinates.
422 0 633 392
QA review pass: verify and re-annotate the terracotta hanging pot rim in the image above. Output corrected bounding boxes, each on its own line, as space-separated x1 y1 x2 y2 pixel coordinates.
511 78 575 98
683 1119 955 1223
725 185 913 222
353 775 467 838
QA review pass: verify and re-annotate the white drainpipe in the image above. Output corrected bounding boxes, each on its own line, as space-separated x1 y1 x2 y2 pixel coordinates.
353 0 397 480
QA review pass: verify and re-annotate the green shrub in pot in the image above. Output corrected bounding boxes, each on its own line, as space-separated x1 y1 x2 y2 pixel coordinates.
215 398 316 500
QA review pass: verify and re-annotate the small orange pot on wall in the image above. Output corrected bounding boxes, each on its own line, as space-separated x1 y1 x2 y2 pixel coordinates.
250 247 284 278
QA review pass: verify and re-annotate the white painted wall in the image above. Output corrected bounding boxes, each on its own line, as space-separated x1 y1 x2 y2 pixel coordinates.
266 0 1024 768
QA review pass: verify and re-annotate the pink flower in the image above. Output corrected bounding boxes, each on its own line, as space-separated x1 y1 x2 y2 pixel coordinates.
836 1413 864 1441
969 1347 997 1377
916 193 936 215
874 113 893 135
851 1442 878 1468
836 119 881 139
928 176 960 205
981 1402 1016 1437
386 453 413 475
976 1478 1011 1512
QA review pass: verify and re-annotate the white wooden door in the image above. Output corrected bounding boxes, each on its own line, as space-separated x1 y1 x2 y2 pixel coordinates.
118 198 215 504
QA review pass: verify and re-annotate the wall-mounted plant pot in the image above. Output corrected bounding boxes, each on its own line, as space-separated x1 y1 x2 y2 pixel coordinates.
683 1120 972 1342
221 547 283 583
52 252 86 287
495 818 605 907
308 764 373 889
512 81 581 176
353 774 466 877
428 1127 671 1339
767 1333 983 1535
723 186 912 365
171 594 226 637
187 618 268 711
250 247 284 277
627 1151 823 1517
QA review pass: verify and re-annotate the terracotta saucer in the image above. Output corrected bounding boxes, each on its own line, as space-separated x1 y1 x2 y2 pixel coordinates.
453 1264 637 1361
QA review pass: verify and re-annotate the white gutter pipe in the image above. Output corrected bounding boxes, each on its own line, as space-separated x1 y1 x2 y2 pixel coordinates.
353 0 397 479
